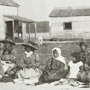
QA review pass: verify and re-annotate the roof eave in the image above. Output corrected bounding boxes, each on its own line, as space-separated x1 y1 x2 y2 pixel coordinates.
0 4 20 7
4 15 36 23
49 15 90 17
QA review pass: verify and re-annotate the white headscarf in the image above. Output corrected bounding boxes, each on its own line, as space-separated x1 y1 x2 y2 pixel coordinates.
52 47 67 69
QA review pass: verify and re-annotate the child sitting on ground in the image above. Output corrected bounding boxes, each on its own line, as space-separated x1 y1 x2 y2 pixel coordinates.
68 57 83 79
66 57 83 86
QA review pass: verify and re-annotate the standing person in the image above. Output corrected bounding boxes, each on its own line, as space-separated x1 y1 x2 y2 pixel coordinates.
39 47 68 83
0 39 17 82
14 43 42 85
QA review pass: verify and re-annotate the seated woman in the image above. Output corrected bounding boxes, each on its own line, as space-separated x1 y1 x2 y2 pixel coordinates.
14 43 42 85
39 47 68 83
0 39 17 82
0 39 17 76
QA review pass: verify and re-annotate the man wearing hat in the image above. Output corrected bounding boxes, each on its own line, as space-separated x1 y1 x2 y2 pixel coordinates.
14 43 42 85
0 39 17 79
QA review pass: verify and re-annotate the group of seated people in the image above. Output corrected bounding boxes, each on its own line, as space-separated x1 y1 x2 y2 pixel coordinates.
0 39 90 86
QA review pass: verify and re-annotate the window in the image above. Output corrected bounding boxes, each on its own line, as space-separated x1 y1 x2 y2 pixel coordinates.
64 22 72 30
26 23 35 33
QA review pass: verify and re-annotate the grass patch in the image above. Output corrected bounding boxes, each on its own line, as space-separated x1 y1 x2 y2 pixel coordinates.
13 41 90 68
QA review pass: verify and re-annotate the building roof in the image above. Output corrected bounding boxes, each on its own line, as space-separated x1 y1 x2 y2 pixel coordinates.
49 8 90 17
4 15 35 23
0 0 19 7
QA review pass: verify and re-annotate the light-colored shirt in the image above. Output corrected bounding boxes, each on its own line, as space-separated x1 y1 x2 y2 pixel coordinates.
68 61 83 78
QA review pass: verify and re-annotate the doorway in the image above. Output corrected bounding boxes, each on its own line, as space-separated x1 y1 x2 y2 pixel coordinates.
5 21 13 40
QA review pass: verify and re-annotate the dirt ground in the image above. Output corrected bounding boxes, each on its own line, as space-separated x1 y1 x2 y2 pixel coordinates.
0 82 90 90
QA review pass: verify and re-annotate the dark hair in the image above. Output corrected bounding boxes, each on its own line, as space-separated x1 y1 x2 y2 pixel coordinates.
79 42 87 47
24 47 34 52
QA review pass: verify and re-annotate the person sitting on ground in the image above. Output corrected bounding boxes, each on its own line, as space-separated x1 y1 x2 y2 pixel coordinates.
77 42 90 84
39 47 68 83
66 56 83 87
14 43 42 85
0 39 17 82
68 57 83 80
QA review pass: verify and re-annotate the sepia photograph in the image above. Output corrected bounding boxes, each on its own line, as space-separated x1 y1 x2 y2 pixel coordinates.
0 0 90 90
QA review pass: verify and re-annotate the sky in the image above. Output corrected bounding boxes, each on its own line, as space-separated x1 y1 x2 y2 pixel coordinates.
14 0 90 21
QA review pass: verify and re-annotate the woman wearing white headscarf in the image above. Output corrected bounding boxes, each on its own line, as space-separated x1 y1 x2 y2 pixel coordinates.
39 47 68 83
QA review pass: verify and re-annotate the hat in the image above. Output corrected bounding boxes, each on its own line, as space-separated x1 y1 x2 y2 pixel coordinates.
79 42 87 47
21 43 37 50
0 39 15 45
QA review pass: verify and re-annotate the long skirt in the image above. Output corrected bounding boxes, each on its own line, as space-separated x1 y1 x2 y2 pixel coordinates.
40 69 68 83
14 68 42 85
77 71 90 83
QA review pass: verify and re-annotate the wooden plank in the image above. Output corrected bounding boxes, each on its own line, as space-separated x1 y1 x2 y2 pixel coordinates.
34 23 37 41
17 7 19 16
28 23 30 41
12 20 15 41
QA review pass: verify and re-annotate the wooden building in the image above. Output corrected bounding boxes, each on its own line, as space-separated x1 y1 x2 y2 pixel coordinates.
49 7 90 39
0 0 36 41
